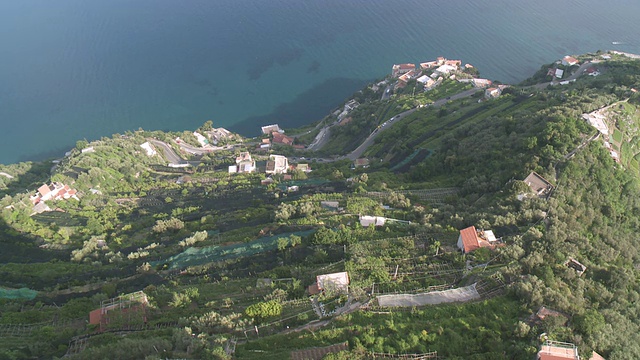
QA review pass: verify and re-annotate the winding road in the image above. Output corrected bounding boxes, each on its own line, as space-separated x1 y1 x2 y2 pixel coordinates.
343 87 481 160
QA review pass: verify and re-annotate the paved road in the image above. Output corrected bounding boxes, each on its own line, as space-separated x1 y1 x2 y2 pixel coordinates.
381 84 394 100
176 138 235 156
308 126 331 150
343 88 482 160
345 107 418 160
148 139 186 165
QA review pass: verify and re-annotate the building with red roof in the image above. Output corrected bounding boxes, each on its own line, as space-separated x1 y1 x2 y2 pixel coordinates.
457 226 498 253
272 132 294 146
537 341 580 360
391 63 416 77
562 56 580 66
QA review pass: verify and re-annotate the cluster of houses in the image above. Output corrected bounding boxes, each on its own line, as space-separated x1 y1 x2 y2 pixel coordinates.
259 124 303 150
390 57 506 100
228 152 311 182
391 57 468 91
546 55 584 83
29 182 79 215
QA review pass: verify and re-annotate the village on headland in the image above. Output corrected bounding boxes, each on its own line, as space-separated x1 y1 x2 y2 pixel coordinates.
1 50 640 359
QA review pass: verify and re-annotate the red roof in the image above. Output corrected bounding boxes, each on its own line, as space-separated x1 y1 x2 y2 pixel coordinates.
396 63 415 70
537 342 580 360
459 226 480 253
38 184 51 197
272 132 294 146
89 309 102 325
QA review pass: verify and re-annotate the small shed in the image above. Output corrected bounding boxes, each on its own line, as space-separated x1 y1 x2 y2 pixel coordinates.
308 272 350 296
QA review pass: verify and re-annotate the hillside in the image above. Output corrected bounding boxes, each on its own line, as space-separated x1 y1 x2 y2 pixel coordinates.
1 51 640 359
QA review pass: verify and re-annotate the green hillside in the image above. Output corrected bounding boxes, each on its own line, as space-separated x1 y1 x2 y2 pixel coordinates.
1 52 640 359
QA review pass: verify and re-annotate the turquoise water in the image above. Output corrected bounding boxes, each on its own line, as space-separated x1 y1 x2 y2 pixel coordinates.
1 0 640 164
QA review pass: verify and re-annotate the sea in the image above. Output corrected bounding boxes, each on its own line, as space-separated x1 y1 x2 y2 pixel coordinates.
1 0 639 164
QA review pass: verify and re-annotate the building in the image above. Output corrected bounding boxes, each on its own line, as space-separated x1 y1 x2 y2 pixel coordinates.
397 70 420 87
296 163 311 173
228 152 256 174
555 68 565 78
457 226 498 253
344 99 360 112
523 171 555 197
444 59 462 67
89 291 148 332
265 155 288 174
566 257 587 276
485 87 502 99
432 64 458 77
417 75 436 89
206 127 233 144
391 63 416 77
537 341 580 360
353 158 370 168
261 124 281 134
359 215 386 227
308 272 350 295
562 56 580 66
272 131 294 146
420 61 438 69
529 306 569 326
30 182 79 205
472 78 493 88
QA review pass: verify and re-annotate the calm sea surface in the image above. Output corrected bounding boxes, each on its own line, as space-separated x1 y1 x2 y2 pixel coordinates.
1 0 639 164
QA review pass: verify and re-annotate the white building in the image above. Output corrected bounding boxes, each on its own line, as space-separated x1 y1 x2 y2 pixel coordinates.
266 155 288 174
308 272 350 295
261 124 282 134
359 215 386 227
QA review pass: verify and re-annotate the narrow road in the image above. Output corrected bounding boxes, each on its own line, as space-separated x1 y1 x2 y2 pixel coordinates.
307 126 331 150
148 139 186 165
344 88 481 160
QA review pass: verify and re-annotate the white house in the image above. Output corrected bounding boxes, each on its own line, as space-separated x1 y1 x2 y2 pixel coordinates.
308 272 350 295
234 152 256 173
432 64 457 77
359 215 386 227
555 69 564 79
261 124 282 135
265 155 288 174
416 75 436 89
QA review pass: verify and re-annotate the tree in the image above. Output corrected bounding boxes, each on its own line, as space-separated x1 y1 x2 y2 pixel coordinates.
244 300 282 323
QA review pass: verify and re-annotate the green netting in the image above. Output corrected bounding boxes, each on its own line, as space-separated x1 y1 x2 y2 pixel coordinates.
0 287 38 300
156 230 314 270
